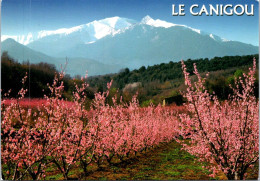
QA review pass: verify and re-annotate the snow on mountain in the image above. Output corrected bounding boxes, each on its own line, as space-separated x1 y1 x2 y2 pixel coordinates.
37 25 84 39
100 16 121 28
3 15 258 77
56 16 258 71
209 34 215 39
36 17 135 42
140 15 202 35
7 17 134 56
37 19 115 40
90 20 114 39
2 16 136 48
99 16 134 29
2 15 228 47
208 33 228 42
141 15 177 28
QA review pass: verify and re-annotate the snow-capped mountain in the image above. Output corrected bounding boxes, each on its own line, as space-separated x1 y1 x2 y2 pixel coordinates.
2 17 136 45
2 15 226 48
37 16 136 40
141 15 200 33
25 16 136 56
140 15 229 41
54 16 258 68
2 16 258 76
27 15 234 58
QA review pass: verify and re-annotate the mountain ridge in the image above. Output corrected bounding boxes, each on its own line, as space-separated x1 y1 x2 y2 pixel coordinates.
1 16 258 76
2 16 230 46
1 38 124 76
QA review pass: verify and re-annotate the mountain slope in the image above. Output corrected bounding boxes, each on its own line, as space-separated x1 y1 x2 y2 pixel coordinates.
1 39 123 76
27 17 136 56
2 16 259 76
58 20 258 69
57 57 123 76
1 38 56 64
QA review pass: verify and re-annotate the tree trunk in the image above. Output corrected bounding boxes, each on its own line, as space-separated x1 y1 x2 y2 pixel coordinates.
80 160 88 176
226 171 235 180
234 172 239 180
63 172 69 180
239 171 245 180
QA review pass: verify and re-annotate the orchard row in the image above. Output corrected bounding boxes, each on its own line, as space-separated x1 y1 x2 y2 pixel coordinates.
1 59 258 180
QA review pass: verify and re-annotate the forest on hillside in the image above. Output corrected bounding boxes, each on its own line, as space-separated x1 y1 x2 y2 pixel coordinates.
1 51 258 106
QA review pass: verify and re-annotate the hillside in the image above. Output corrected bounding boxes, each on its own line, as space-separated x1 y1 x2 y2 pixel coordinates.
1 52 258 104
1 39 123 76
1 38 56 64
62 23 258 69
87 54 259 104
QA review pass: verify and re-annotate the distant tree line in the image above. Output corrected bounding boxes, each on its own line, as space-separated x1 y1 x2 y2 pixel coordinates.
87 54 258 104
2 52 67 98
110 54 259 89
2 51 258 104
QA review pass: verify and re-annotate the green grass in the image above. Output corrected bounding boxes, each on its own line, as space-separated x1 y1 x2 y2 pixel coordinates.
167 171 181 177
142 166 153 171
4 140 258 180
46 173 63 180
99 177 108 180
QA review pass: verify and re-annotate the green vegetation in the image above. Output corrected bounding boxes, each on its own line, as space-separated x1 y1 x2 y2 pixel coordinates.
43 141 258 180
2 51 258 105
1 51 94 100
2 51 60 98
1 52 259 180
88 54 258 87
88 54 259 104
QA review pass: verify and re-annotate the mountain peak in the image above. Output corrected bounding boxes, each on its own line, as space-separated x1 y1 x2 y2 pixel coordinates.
141 15 176 28
141 15 153 24
139 16 203 34
2 38 20 45
3 38 16 42
2 34 34 45
99 16 124 29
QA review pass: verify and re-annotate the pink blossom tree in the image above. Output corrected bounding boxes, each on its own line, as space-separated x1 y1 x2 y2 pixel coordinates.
1 74 53 180
42 73 90 180
179 58 259 180
2 66 180 180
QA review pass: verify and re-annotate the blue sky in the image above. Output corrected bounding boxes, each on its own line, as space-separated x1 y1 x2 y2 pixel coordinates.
2 0 259 45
